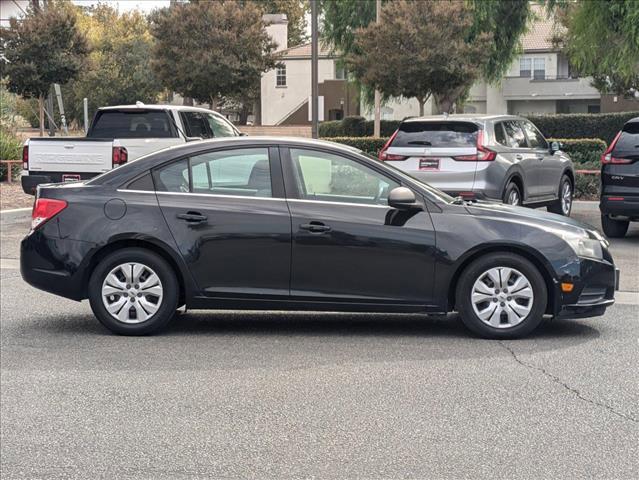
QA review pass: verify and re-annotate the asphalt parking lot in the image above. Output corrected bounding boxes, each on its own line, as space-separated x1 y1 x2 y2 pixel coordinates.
1 203 637 479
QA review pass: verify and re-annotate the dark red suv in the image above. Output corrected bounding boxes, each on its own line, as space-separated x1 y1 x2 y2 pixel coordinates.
600 117 639 237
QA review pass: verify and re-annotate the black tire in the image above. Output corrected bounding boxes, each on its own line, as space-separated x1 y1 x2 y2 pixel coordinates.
455 253 547 339
88 248 179 335
547 174 573 216
503 181 522 206
601 214 629 238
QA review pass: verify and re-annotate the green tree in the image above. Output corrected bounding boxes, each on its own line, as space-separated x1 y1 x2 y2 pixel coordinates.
346 0 492 114
0 2 89 135
553 0 639 94
62 4 162 126
149 1 278 109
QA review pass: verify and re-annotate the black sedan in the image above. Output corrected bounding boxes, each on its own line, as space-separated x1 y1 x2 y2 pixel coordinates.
20 137 618 338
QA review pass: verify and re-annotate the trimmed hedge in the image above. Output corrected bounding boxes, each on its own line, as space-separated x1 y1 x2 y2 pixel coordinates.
320 112 638 144
323 136 388 156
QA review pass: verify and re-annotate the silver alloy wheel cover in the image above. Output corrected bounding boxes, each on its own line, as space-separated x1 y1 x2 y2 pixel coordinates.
470 267 534 329
561 181 572 214
101 262 164 324
508 189 520 205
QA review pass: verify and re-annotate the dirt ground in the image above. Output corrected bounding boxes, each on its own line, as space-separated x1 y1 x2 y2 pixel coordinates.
1 182 34 210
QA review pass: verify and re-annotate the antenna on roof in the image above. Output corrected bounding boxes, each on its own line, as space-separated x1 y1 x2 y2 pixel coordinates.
135 101 145 107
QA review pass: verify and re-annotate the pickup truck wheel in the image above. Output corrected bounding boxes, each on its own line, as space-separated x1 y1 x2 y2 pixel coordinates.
547 175 573 216
503 182 522 206
601 214 629 238
455 253 547 339
88 248 178 335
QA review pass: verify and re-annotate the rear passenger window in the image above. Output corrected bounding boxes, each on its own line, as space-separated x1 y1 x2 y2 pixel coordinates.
495 123 509 146
127 173 154 191
155 159 190 193
502 121 527 148
90 110 175 138
392 121 478 148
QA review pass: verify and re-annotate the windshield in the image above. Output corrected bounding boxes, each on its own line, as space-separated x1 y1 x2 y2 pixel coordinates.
392 121 478 148
360 152 455 203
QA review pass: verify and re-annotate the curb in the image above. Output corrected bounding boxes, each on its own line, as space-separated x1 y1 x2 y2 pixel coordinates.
1 207 31 225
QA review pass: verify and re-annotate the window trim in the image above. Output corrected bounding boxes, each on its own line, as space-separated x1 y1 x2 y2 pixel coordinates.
276 65 287 87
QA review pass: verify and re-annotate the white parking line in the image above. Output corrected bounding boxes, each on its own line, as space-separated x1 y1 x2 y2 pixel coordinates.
615 291 639 306
0 258 20 270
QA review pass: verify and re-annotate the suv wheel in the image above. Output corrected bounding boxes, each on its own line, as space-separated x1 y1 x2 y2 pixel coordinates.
503 182 522 206
88 248 179 335
455 253 547 339
548 175 573 216
601 214 629 238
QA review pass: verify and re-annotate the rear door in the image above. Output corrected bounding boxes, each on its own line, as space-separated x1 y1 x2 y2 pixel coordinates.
90 109 182 161
382 121 479 193
153 146 291 299
501 120 540 198
603 120 639 196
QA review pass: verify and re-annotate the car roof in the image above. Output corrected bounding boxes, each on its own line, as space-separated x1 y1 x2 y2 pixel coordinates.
402 114 522 124
625 117 639 125
98 103 228 118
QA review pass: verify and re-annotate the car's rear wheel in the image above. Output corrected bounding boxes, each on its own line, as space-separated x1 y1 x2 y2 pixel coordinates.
503 182 522 206
601 214 629 238
547 174 573 216
455 253 547 339
88 248 178 335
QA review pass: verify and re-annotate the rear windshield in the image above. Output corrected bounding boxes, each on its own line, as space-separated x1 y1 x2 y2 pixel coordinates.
89 110 175 139
614 122 639 152
392 121 478 148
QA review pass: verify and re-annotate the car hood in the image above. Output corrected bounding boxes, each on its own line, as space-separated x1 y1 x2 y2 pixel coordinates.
464 201 602 239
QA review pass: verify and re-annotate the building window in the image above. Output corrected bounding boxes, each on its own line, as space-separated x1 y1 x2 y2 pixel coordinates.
588 104 601 114
335 63 346 80
519 57 531 78
276 65 286 87
533 58 545 80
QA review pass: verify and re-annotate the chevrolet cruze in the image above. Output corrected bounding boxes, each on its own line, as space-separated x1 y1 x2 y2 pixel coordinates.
21 137 618 338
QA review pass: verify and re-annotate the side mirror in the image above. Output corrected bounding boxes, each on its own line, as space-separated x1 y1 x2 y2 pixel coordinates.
388 187 421 210
186 136 203 142
550 141 563 153
239 132 248 137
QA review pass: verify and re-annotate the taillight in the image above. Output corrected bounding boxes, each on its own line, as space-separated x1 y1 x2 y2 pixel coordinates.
31 198 67 231
379 130 407 161
112 146 128 167
600 131 630 164
453 130 496 161
22 145 29 170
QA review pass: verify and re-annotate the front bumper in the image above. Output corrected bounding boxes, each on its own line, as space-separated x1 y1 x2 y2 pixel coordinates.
554 260 619 320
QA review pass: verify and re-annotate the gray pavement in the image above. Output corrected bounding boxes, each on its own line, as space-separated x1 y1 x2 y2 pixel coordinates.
1 203 638 479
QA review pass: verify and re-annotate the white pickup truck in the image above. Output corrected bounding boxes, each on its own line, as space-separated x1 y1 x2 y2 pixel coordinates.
21 104 241 194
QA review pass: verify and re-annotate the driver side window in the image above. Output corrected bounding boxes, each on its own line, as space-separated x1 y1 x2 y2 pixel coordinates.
290 148 399 205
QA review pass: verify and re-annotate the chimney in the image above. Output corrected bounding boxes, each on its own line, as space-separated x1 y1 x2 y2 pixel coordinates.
263 13 288 52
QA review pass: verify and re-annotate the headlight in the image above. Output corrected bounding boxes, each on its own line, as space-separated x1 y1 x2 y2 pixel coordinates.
564 236 604 260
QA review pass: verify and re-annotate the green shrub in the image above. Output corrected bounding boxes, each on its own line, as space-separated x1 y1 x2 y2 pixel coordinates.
574 172 599 200
320 116 401 138
547 138 607 166
0 127 23 181
528 112 638 144
323 136 388 155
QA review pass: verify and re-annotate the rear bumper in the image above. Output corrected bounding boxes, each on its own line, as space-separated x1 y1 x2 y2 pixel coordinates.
599 195 639 220
22 172 99 195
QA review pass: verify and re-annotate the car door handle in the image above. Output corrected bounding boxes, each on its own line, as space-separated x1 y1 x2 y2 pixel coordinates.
515 154 523 160
300 222 331 233
177 211 208 223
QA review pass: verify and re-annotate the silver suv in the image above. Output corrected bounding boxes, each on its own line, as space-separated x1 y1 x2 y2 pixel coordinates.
379 115 575 215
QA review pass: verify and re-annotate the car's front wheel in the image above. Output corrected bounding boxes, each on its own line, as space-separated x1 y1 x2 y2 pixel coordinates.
601 214 629 238
547 174 573 216
455 253 547 339
88 248 179 335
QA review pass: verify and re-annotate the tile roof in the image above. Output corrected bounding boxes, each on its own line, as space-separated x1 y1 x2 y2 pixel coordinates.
521 4 563 52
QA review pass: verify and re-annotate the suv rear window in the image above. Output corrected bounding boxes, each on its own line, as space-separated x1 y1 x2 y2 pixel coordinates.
614 122 639 152
89 110 175 139
392 121 478 148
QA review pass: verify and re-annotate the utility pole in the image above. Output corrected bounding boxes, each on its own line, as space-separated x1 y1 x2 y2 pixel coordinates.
310 0 319 139
373 0 381 137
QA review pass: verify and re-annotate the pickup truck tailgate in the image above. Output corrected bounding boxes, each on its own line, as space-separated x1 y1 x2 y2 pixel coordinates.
27 138 113 174
116 138 183 162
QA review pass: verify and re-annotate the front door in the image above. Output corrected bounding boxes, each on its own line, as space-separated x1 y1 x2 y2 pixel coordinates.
153 146 291 298
282 147 438 307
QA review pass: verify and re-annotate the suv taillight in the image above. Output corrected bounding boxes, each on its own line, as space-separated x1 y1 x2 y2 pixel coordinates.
601 131 631 164
112 146 128 167
378 130 407 161
22 145 29 170
31 198 67 231
453 130 496 161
